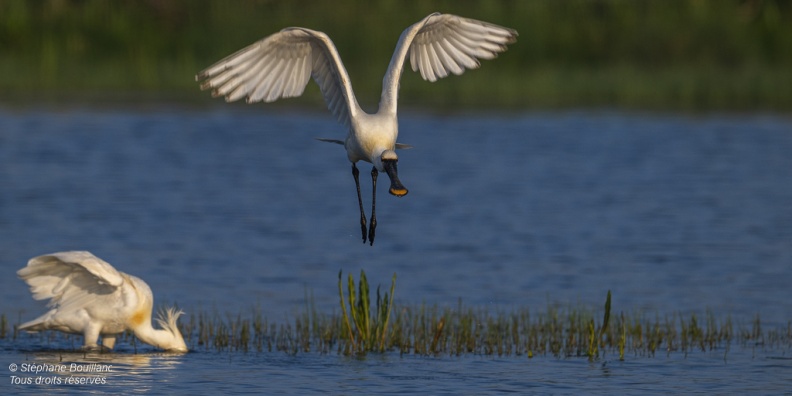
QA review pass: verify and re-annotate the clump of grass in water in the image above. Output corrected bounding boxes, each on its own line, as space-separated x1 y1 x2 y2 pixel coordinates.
338 270 396 355
8 289 791 358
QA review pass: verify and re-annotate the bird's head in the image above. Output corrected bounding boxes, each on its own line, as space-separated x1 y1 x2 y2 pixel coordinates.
379 150 408 197
154 307 189 353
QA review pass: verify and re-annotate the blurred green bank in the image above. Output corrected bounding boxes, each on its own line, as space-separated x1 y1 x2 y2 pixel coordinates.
1 0 790 111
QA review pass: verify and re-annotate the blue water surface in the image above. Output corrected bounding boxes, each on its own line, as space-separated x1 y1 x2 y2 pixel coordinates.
1 106 790 393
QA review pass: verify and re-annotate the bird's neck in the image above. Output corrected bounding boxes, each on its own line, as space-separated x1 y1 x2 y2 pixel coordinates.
132 323 184 351
379 47 406 116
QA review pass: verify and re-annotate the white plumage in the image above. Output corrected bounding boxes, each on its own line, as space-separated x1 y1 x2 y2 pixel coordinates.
196 13 517 245
17 251 188 352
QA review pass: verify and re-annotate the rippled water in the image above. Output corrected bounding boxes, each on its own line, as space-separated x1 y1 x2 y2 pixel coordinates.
2 347 790 394
1 107 791 393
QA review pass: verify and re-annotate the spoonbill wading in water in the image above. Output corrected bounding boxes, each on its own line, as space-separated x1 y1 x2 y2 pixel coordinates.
17 251 188 352
196 13 517 245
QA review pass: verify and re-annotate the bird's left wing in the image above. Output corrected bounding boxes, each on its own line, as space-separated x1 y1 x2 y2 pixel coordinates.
196 28 361 128
18 251 124 307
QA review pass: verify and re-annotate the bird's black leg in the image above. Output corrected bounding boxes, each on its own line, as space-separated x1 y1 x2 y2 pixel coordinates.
369 167 378 245
352 163 368 243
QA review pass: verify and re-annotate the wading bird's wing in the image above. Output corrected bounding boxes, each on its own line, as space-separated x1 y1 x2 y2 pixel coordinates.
380 13 518 113
17 251 124 310
196 28 361 128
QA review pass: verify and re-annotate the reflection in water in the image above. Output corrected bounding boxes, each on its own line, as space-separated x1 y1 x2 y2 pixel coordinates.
16 351 185 394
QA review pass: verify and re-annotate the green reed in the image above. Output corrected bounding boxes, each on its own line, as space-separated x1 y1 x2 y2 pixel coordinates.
586 290 612 361
338 270 396 354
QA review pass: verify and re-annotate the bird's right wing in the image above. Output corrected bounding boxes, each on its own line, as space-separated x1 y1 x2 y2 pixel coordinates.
17 251 124 308
407 14 517 82
379 13 517 113
315 138 344 146
196 28 361 128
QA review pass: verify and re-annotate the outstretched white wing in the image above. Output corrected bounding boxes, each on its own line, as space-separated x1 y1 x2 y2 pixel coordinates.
380 13 517 113
409 13 517 82
17 251 124 309
196 28 360 128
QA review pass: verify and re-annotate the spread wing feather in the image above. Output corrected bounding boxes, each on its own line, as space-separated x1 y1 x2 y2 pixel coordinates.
196 28 360 128
17 251 125 329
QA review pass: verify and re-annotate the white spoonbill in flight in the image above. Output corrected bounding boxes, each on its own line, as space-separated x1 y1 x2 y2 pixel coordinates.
196 12 517 245
17 251 188 352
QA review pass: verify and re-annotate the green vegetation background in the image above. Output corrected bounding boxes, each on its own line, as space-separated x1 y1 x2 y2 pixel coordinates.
1 0 791 111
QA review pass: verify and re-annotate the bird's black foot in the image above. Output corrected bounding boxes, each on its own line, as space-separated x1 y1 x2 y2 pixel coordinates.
360 214 368 244
368 216 377 246
80 344 108 353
